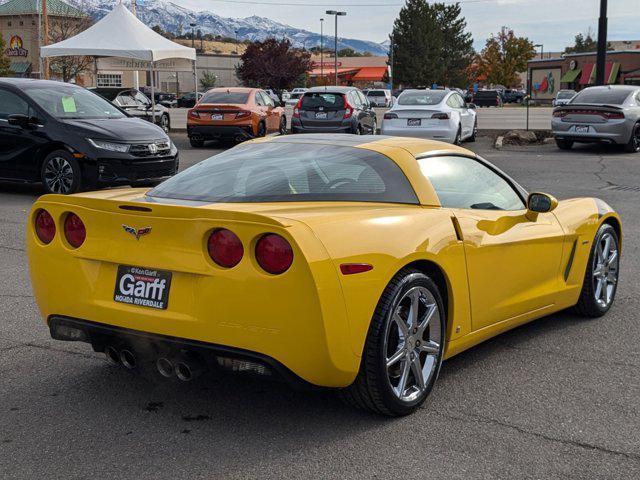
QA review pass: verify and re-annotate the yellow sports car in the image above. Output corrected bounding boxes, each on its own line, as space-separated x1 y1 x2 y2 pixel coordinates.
27 135 621 416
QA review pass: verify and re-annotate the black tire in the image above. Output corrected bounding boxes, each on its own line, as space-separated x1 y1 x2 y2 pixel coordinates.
556 138 574 150
40 150 82 195
467 119 477 142
279 116 287 135
257 121 266 138
339 268 446 416
189 137 204 148
624 122 640 153
353 123 363 135
574 223 620 317
159 114 170 133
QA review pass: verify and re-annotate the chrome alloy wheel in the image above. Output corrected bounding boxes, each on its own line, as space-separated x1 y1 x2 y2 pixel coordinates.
384 286 442 403
592 232 619 308
43 156 74 194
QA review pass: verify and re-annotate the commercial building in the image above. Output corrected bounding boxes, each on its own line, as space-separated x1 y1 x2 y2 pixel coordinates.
307 55 389 87
0 0 85 78
527 50 640 102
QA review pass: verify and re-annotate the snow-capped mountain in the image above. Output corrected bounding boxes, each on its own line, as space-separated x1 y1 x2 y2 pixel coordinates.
74 0 389 56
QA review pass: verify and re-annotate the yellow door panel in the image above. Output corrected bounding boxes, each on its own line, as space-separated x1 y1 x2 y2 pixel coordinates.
454 209 565 330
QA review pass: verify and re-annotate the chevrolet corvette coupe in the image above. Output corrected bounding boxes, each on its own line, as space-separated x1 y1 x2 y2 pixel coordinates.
27 135 622 416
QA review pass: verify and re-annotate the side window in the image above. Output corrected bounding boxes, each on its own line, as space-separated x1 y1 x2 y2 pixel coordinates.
255 91 266 106
357 91 368 107
116 93 136 107
134 91 151 106
0 89 29 119
455 94 465 107
263 92 275 107
418 155 525 211
446 95 457 108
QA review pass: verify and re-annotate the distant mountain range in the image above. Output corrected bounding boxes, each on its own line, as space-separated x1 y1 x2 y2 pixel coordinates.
77 0 389 56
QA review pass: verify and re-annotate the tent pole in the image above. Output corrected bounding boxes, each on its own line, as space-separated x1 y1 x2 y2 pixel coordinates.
193 60 198 98
150 61 156 125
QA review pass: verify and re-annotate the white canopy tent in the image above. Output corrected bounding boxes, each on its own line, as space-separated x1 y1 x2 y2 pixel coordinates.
40 2 197 121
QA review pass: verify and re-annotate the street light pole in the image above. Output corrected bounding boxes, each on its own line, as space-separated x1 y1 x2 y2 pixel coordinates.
534 43 543 60
389 33 394 91
320 18 324 85
326 10 346 86
190 22 196 49
595 0 608 85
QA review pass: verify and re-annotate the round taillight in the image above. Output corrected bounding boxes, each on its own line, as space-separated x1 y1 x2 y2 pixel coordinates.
255 234 293 275
208 229 243 268
64 213 86 248
35 209 56 244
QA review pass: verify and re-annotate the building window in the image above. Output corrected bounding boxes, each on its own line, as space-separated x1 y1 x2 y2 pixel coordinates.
97 74 122 87
8 21 11 26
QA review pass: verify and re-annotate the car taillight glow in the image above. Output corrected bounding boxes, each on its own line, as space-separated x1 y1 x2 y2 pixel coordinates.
293 97 303 118
188 109 200 119
343 94 353 119
431 112 450 120
384 113 398 120
64 213 86 248
35 209 56 244
236 110 251 119
208 229 244 268
255 234 293 274
553 110 567 118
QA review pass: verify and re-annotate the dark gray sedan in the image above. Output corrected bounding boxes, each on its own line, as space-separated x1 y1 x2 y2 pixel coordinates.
552 85 640 152
290 86 377 135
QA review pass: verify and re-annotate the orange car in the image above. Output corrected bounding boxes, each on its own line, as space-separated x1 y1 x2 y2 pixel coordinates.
187 87 287 147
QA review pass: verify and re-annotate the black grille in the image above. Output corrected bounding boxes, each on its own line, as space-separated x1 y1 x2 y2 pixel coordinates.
129 140 171 158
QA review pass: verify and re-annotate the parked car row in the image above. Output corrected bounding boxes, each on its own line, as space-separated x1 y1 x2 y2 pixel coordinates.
91 87 171 133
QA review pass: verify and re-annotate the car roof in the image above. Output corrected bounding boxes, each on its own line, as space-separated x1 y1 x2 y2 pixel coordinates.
306 86 359 93
0 78 80 89
581 85 639 92
204 87 257 93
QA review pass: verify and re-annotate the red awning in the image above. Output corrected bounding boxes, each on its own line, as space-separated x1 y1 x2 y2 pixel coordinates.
352 66 388 81
579 63 595 85
308 67 359 77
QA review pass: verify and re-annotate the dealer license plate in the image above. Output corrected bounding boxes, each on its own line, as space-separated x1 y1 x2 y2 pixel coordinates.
407 119 421 127
211 113 224 120
575 125 590 133
315 112 328 119
114 265 172 310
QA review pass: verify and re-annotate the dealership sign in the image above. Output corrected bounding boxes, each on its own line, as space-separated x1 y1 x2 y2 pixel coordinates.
97 57 193 72
5 35 28 57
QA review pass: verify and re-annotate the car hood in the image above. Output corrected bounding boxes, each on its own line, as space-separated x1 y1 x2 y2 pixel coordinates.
61 117 168 142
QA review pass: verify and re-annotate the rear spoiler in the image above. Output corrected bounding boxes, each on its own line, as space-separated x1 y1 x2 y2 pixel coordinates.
34 194 292 228
554 103 623 112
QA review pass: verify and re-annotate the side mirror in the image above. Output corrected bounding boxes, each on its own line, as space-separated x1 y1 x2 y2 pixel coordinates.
8 114 32 128
527 192 558 213
467 103 477 110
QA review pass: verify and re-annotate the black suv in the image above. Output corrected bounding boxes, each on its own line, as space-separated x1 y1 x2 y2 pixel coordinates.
290 86 377 135
472 90 504 108
0 79 178 194
91 88 171 133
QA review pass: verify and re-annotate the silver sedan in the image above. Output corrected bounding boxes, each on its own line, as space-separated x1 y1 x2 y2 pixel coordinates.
381 89 477 144
552 85 640 152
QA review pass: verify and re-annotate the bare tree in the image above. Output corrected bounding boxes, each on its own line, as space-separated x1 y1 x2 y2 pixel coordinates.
47 2 93 83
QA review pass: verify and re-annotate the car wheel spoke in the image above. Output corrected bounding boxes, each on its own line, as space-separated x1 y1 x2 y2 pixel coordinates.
386 348 406 368
419 340 440 355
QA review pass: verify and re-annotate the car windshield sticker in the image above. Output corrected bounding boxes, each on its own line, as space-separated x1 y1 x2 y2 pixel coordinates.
61 96 77 113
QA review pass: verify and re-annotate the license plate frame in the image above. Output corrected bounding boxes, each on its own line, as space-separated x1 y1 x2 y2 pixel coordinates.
113 265 172 310
211 113 224 121
407 118 421 127
575 125 590 133
315 111 328 120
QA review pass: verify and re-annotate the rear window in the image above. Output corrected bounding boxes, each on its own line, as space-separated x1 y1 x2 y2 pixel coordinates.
148 142 418 205
557 91 575 99
200 91 250 104
570 88 632 105
301 92 345 110
398 90 446 106
367 90 386 97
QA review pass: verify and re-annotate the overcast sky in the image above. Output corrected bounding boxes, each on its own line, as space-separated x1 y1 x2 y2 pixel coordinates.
178 0 640 51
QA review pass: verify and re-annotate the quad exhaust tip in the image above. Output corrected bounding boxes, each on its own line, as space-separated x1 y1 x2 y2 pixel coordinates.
120 349 137 370
156 357 174 378
175 362 194 382
105 346 120 365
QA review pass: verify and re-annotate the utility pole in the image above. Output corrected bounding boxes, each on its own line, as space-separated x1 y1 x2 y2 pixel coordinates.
320 18 324 85
595 0 608 85
389 33 394 92
42 0 49 79
326 11 346 86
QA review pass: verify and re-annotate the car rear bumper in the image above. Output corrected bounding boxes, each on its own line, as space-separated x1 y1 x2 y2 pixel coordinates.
187 124 255 140
290 118 353 134
552 119 632 144
380 124 457 143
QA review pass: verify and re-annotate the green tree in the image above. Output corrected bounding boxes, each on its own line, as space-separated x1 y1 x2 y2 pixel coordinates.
390 1 473 87
0 36 10 77
564 28 610 54
236 38 312 89
475 27 535 87
199 70 217 90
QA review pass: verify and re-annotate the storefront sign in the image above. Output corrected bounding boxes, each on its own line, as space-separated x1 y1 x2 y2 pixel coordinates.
5 35 28 57
312 61 342 68
531 68 561 100
96 57 193 71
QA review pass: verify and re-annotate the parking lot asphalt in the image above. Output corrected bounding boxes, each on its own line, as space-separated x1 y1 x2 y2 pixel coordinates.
1 135 639 479
169 106 553 131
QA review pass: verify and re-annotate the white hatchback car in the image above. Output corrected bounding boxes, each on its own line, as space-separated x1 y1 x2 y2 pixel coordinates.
381 89 477 144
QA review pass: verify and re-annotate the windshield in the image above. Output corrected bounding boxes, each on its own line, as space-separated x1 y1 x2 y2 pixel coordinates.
398 91 446 106
557 91 575 99
570 88 632 105
148 142 418 204
200 91 250 104
25 85 125 120
367 91 386 97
